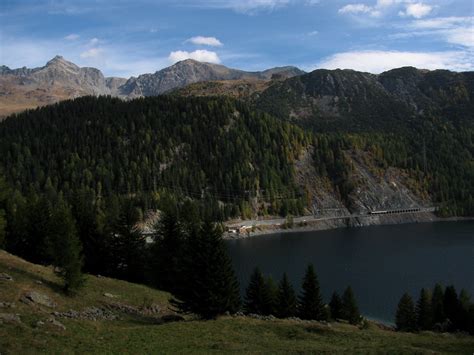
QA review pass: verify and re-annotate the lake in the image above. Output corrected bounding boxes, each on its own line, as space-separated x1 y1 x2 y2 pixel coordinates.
226 221 474 323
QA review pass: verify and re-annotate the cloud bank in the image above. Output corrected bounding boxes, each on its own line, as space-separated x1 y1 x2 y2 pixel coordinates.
317 50 473 73
168 50 221 64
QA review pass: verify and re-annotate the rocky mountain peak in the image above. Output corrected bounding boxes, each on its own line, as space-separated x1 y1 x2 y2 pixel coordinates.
44 55 79 72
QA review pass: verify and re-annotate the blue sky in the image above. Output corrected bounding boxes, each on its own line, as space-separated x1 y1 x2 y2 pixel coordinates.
0 0 472 77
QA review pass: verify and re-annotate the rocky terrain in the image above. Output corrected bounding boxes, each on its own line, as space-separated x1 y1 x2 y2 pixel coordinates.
0 56 124 117
0 56 304 117
118 59 304 98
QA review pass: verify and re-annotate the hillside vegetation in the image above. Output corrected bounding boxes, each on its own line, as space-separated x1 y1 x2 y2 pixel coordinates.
1 250 473 354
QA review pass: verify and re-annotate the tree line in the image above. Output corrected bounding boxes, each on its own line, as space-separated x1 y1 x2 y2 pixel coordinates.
396 284 474 334
0 96 312 221
244 265 361 324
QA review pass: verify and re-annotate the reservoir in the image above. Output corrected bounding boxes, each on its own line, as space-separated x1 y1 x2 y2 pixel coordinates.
226 221 474 323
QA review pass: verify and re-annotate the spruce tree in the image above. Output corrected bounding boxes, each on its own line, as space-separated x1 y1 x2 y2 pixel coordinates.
329 291 343 320
47 198 84 293
265 276 278 316
171 220 240 319
395 293 417 332
276 273 297 318
298 264 324 320
458 289 471 332
152 209 185 292
416 288 433 330
432 283 445 324
245 267 269 315
109 199 146 283
443 285 459 330
341 286 361 324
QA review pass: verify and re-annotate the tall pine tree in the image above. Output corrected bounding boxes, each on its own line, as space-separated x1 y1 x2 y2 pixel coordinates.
396 293 417 332
245 267 275 315
329 291 343 320
171 220 240 319
416 288 433 330
298 264 324 320
47 198 84 293
341 286 361 325
432 283 445 324
152 209 186 292
443 285 459 330
276 273 297 318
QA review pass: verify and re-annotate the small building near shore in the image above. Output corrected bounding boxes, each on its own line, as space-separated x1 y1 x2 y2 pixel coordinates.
238 225 252 234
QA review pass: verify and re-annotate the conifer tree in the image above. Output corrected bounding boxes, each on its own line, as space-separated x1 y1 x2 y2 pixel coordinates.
245 267 269 315
341 286 361 324
396 293 417 332
298 264 324 320
432 283 445 324
109 199 146 283
276 273 297 318
152 209 185 292
443 285 459 330
416 288 433 330
171 220 240 319
458 289 471 332
329 291 343 320
265 276 278 316
47 198 84 293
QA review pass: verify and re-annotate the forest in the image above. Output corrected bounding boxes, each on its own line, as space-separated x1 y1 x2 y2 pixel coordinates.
0 94 472 333
0 94 472 266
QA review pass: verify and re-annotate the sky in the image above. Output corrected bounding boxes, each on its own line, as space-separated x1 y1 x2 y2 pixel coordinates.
0 0 473 77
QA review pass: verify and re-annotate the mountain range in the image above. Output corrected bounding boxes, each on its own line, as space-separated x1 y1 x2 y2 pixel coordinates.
0 56 304 117
0 54 472 223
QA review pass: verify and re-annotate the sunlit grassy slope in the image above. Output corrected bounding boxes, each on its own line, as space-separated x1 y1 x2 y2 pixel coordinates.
1 250 473 354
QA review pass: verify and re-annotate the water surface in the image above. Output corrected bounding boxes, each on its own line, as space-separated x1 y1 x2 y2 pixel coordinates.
226 221 474 323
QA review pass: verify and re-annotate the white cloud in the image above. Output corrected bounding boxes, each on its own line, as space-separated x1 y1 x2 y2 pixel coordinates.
338 4 372 14
338 3 383 17
80 48 103 59
410 16 473 30
400 3 432 18
316 50 473 73
185 0 291 14
64 34 79 41
400 16 474 47
89 37 100 45
176 0 323 13
308 30 319 36
168 50 221 64
445 27 474 47
339 1 434 20
187 36 223 47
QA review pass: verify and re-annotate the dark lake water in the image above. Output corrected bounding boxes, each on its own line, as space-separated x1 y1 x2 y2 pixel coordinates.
226 221 474 323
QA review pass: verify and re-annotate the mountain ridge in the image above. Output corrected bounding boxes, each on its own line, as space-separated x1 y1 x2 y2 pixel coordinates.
0 56 304 117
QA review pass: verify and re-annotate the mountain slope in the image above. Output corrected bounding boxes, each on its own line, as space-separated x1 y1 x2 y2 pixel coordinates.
117 59 304 97
255 66 473 132
2 249 473 353
0 56 126 117
0 56 304 117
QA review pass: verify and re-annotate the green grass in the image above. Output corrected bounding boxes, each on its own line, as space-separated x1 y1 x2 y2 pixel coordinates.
1 250 473 354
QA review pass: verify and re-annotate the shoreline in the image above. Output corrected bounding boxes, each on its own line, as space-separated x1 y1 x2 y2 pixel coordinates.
223 215 474 240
